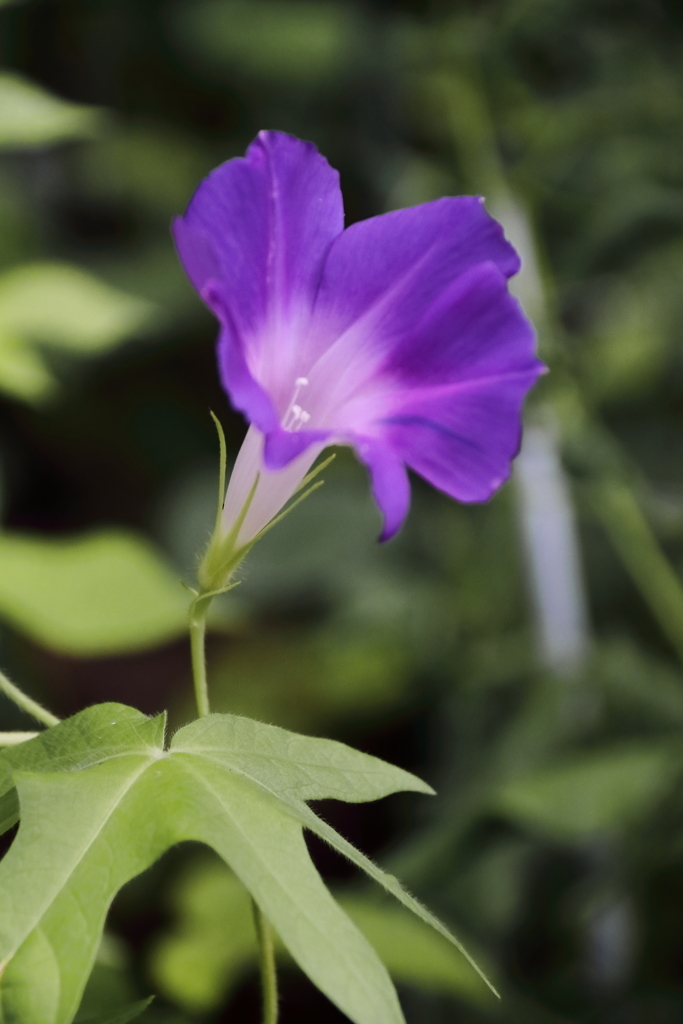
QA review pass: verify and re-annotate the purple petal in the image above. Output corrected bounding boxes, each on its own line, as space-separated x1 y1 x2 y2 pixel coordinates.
174 131 343 333
310 197 520 361
354 438 411 542
173 131 344 424
263 423 333 469
385 260 539 386
203 283 280 434
302 260 538 442
382 367 545 504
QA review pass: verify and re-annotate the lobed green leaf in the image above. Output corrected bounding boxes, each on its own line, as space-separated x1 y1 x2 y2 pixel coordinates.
151 859 495 1012
0 704 490 1024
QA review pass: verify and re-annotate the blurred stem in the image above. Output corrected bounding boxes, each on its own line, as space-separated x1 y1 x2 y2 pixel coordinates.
252 898 279 1024
189 595 213 718
590 480 683 666
0 668 60 728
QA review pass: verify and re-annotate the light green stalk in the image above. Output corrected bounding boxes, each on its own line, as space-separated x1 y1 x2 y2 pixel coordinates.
0 667 60 728
253 898 279 1024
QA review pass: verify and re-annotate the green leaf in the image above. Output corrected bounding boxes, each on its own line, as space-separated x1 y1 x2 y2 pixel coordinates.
0 334 57 401
150 860 495 1012
0 705 474 1024
74 997 153 1024
0 262 156 402
494 743 682 838
0 760 18 836
170 713 435 804
0 529 189 655
340 898 495 1005
0 73 100 148
0 263 154 353
150 863 256 1010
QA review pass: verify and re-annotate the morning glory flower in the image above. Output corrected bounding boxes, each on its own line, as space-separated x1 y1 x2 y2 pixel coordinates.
174 130 543 552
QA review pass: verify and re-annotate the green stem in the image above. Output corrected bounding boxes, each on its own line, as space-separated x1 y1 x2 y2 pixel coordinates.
252 898 279 1024
189 597 212 718
0 668 60 728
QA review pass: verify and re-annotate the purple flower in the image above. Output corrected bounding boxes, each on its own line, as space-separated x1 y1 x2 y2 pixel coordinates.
174 131 544 546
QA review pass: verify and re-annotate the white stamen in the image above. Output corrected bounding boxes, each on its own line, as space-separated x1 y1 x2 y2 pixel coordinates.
283 378 311 431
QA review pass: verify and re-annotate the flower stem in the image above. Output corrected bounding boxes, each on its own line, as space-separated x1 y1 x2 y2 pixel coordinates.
0 668 60 728
252 898 279 1024
189 597 212 718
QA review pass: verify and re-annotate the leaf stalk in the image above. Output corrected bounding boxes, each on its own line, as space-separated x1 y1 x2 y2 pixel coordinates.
252 898 279 1024
0 668 60 728
189 597 212 718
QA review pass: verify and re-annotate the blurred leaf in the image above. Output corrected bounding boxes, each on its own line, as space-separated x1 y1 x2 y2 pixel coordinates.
75 997 154 1024
208 628 410 733
0 529 189 655
595 638 683 726
0 333 57 400
150 863 255 1010
151 860 493 1011
583 242 683 402
76 934 139 1021
0 72 100 148
83 125 214 220
0 262 155 352
445 840 531 934
495 743 682 838
0 704 461 1024
0 262 157 402
340 898 495 1006
173 0 362 84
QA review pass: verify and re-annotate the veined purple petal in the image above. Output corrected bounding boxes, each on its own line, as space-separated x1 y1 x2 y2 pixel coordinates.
384 261 540 386
308 197 519 363
381 367 544 504
294 260 539 446
173 130 344 419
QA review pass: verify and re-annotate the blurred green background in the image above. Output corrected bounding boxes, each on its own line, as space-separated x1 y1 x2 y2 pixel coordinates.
3 0 683 1021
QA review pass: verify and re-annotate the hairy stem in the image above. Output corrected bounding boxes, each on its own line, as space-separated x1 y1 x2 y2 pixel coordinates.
252 898 279 1024
0 668 60 728
189 597 213 718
